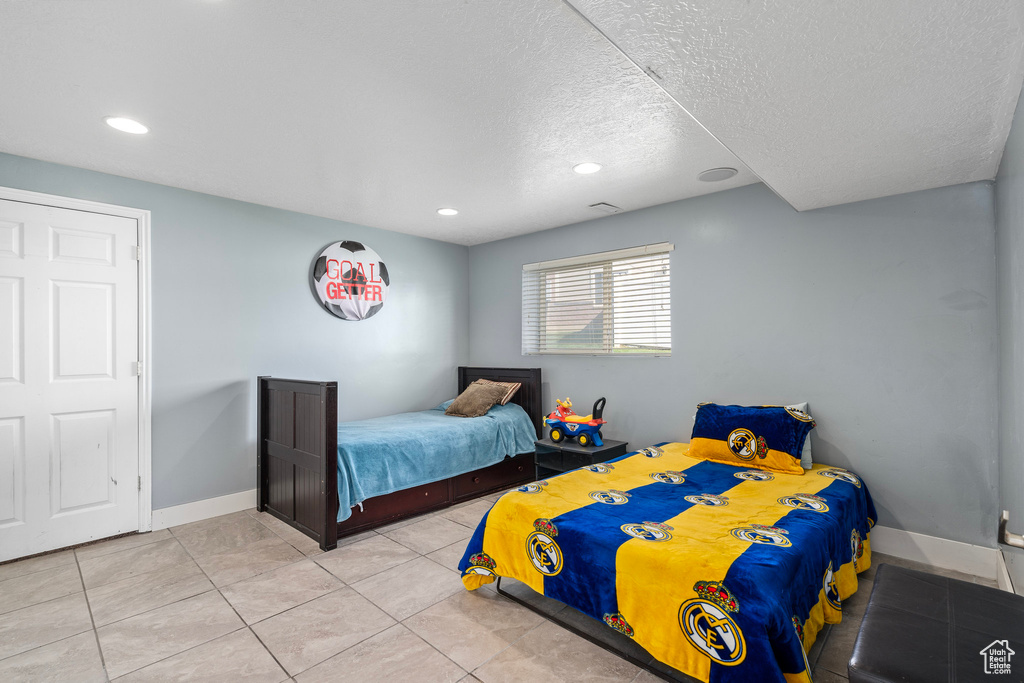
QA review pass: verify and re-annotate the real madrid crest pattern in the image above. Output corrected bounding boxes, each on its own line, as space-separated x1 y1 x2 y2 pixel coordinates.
459 442 876 683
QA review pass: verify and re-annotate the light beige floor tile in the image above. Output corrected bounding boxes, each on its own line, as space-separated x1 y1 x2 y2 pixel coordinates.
0 550 76 583
304 546 325 557
814 613 861 678
252 587 395 676
170 510 250 536
221 560 342 624
117 628 288 683
490 578 565 615
351 556 464 621
473 620 639 683
75 529 173 562
931 565 981 583
383 516 472 555
0 592 93 660
193 536 304 588
404 588 544 671
173 511 279 559
315 534 418 584
426 539 472 572
807 624 831 670
553 605 655 665
374 511 438 535
840 588 870 621
249 510 324 556
334 529 379 549
870 552 981 583
294 624 465 683
631 672 664 683
96 591 244 679
480 488 518 503
644 659 694 682
439 499 493 530
0 563 82 615
0 631 105 683
87 560 213 627
79 537 192 589
811 667 848 682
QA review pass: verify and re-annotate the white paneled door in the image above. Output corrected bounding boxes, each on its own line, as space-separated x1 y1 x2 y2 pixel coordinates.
0 197 141 562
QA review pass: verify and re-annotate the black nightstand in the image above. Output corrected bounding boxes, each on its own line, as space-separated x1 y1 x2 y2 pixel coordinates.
534 438 629 480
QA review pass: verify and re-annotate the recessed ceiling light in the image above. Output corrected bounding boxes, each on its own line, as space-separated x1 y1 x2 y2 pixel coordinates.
437 208 458 216
698 167 738 182
573 162 602 175
104 117 149 135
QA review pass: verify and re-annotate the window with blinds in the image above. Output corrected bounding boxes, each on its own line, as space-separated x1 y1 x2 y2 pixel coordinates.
522 243 672 356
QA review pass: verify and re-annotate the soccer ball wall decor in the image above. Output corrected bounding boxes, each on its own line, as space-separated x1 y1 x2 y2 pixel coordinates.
311 241 390 320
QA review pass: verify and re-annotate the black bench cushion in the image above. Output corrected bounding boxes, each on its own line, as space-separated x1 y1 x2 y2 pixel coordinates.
849 563 1024 683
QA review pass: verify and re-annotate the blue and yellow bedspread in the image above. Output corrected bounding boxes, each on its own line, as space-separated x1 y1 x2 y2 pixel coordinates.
459 442 876 683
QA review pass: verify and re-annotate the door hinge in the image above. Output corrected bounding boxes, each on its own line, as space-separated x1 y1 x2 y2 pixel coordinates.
135 245 142 260
135 361 143 376
138 476 142 492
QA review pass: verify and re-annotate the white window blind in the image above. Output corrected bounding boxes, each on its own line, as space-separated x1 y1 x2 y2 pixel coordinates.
522 243 672 356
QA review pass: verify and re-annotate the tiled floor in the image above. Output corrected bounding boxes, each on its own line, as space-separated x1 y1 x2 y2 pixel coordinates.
0 491 1002 682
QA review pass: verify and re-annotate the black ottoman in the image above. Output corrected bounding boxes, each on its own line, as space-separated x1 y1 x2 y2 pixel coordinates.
849 563 1024 682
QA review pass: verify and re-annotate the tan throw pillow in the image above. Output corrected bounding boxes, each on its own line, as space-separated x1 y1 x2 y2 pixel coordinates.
475 379 521 405
445 381 509 417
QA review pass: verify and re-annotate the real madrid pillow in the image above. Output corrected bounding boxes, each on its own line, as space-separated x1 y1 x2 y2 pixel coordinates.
692 401 814 469
688 403 816 475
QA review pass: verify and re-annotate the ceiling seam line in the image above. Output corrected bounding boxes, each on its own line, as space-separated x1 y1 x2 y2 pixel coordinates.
557 0 800 212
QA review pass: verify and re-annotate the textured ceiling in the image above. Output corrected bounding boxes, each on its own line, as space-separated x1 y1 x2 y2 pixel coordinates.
3 3 1023 242
0 1 755 246
567 0 1024 211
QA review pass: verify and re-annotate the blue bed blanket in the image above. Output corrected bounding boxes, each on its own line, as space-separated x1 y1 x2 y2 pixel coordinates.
336 401 537 521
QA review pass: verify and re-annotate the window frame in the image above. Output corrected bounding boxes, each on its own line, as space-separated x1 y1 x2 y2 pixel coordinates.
521 242 673 357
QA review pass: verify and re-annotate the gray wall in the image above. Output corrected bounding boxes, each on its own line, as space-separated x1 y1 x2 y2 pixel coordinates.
0 152 469 510
996 90 1024 591
1 147 1005 551
469 182 999 546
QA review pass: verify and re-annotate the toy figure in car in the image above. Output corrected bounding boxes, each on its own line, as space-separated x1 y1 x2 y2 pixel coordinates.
545 397 607 447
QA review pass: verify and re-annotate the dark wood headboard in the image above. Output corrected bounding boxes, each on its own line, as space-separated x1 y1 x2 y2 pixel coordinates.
458 366 543 438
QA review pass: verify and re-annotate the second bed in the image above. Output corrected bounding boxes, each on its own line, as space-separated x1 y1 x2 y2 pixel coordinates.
459 441 876 683
256 367 542 551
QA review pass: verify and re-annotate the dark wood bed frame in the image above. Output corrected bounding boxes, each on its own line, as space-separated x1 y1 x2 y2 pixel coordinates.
256 367 542 551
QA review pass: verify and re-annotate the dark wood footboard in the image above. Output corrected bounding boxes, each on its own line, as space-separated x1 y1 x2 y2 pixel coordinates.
257 377 339 550
257 367 542 551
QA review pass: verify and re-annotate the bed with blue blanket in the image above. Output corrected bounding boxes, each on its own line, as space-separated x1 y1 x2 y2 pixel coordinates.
257 367 542 551
336 399 537 522
459 441 875 683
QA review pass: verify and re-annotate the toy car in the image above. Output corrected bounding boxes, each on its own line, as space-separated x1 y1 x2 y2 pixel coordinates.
545 397 607 447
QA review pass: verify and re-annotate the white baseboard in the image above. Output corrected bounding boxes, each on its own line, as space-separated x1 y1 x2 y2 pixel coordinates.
152 489 256 530
997 550 1017 593
871 525 1003 584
